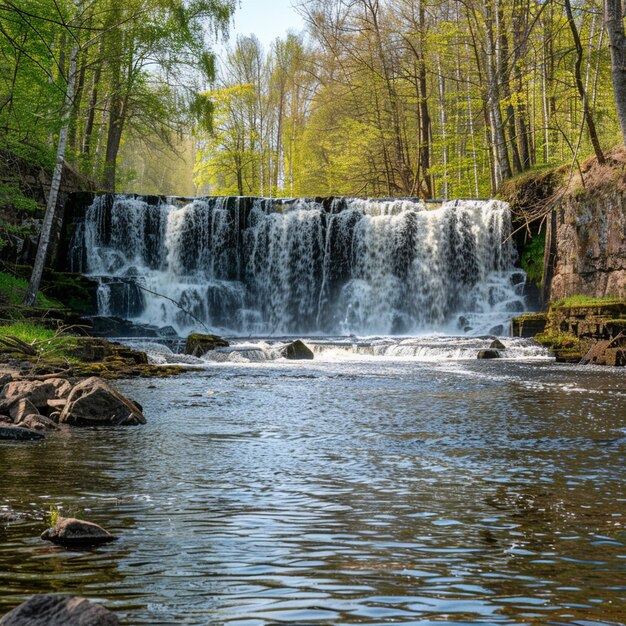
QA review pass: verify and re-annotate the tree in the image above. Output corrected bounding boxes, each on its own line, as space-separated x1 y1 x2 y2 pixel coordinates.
604 0 626 147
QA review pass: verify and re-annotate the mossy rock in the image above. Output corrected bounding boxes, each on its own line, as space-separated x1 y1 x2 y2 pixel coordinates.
185 333 229 357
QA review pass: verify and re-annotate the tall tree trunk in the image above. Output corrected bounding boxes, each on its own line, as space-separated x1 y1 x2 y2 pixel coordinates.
605 0 626 147
565 0 605 164
102 92 125 191
24 46 78 307
82 54 102 156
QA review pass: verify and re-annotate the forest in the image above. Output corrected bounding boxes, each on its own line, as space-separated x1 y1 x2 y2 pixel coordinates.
1 0 626 199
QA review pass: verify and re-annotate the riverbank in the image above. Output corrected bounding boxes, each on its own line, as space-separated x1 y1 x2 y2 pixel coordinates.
512 296 626 364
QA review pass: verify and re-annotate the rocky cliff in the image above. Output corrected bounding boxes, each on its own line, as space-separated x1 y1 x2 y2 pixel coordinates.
545 152 626 301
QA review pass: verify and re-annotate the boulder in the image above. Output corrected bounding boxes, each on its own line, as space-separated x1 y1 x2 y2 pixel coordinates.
489 339 506 350
59 377 146 426
41 518 117 547
0 425 44 441
477 349 500 359
0 594 119 625
1 379 72 408
185 333 229 357
46 378 73 399
0 373 14 388
280 340 314 360
8 398 39 422
46 398 67 412
17 414 59 431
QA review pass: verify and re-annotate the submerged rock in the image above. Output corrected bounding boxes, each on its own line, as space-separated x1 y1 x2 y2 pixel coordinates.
489 339 506 350
16 414 59 431
59 377 146 426
0 424 44 441
0 594 119 625
41 517 117 547
280 340 314 360
185 333 230 357
477 349 500 359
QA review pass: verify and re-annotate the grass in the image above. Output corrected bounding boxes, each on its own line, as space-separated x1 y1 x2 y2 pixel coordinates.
0 271 63 308
551 295 624 308
0 321 56 343
0 183 41 214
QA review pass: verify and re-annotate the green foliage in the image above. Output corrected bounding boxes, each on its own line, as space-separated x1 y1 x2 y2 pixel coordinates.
48 505 60 527
0 271 63 308
520 233 546 286
0 184 41 214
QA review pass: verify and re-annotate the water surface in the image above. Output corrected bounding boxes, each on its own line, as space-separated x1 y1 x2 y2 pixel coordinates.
1 345 625 625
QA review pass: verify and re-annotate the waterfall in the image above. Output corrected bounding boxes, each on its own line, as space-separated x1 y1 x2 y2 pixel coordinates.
71 195 527 336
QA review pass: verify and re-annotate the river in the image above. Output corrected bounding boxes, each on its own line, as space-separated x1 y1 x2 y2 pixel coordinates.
1 339 625 625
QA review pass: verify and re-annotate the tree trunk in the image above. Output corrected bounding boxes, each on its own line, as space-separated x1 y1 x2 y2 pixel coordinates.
565 0 605 164
605 0 626 147
23 46 78 307
102 92 125 191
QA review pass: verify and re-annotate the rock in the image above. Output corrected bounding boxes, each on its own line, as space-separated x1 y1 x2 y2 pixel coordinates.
477 349 500 359
17 414 59 431
46 378 73 399
0 425 44 441
280 340 314 360
185 333 230 357
0 510 16 522
86 315 159 338
41 518 117 547
46 398 67 412
59 377 146 426
8 398 39 422
489 339 506 350
0 373 14 388
1 379 72 408
158 325 179 337
0 594 119 625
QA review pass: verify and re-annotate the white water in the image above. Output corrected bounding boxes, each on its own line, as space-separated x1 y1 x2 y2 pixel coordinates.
72 196 527 336
126 336 551 367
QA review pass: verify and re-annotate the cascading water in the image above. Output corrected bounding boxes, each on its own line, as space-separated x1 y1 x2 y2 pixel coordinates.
71 195 527 336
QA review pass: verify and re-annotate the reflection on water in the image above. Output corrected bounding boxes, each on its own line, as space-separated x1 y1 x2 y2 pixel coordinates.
1 354 625 625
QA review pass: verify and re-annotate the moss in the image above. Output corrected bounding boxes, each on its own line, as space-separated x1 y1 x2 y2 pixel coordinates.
551 295 624 308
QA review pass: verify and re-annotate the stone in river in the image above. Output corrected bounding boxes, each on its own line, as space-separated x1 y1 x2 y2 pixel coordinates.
280 340 314 360
0 424 44 441
477 349 500 359
59 377 146 426
489 339 506 350
0 594 119 625
41 518 117 546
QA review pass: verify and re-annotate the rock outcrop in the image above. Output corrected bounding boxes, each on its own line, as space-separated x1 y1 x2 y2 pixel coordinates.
59 377 145 426
545 154 626 301
0 594 119 625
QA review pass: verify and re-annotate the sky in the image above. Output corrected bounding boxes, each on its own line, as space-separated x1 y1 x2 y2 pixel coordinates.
227 0 305 50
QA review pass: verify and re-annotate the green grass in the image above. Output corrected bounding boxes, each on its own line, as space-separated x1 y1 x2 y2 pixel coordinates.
0 271 63 308
551 295 624 308
0 183 40 214
0 321 56 343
